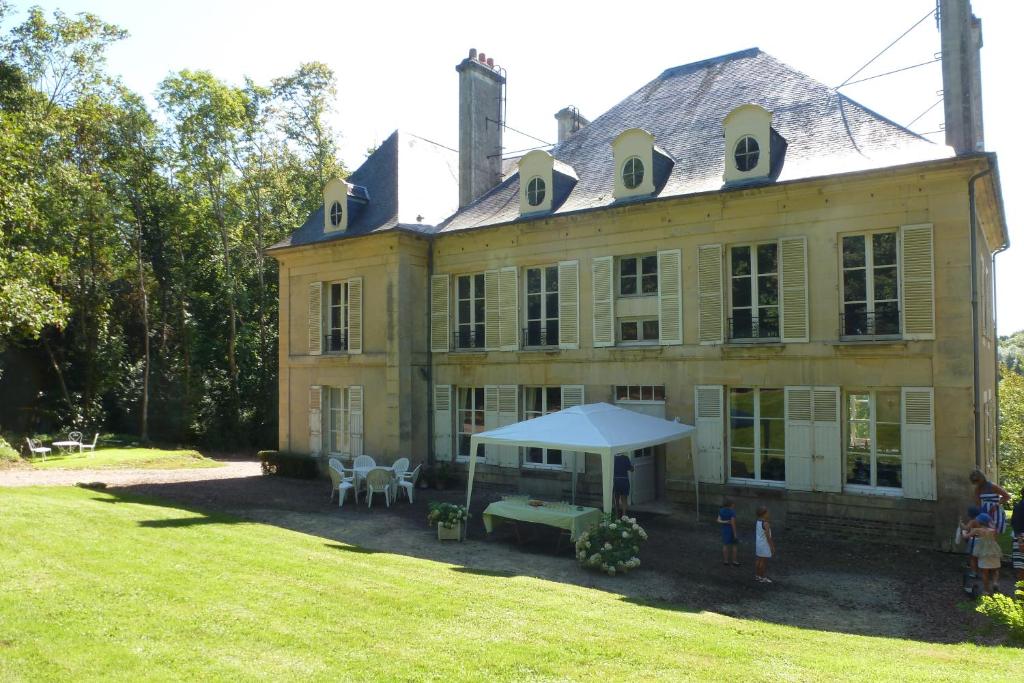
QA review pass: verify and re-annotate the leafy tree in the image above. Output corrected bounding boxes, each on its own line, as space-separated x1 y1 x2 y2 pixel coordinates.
1000 364 1024 494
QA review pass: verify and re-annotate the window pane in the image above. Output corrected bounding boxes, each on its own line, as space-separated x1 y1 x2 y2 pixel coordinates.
760 388 785 419
527 268 541 293
731 246 751 277
546 319 559 344
641 274 658 294
761 419 785 451
620 277 637 296
849 421 871 452
730 449 755 479
474 299 485 323
757 243 778 274
331 283 342 303
873 266 898 301
875 302 899 334
653 385 665 401
546 387 561 412
621 321 638 340
527 321 542 346
731 418 755 448
547 449 563 466
876 391 900 423
526 447 543 463
757 274 778 305
758 307 779 336
474 273 485 291
877 423 901 455
458 300 470 322
546 266 558 291
628 385 641 401
844 303 867 335
546 293 558 318
872 232 897 266
846 451 871 485
331 306 341 329
732 309 752 338
641 255 657 275
843 236 865 268
458 434 470 456
641 386 653 401
877 456 902 488
620 258 637 277
849 394 871 420
762 452 785 482
525 388 541 413
642 319 659 339
731 277 752 307
616 386 628 401
527 294 541 319
843 270 866 302
458 276 470 298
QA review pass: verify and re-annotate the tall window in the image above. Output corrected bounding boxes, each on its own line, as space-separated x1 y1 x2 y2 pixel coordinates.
327 282 348 352
327 387 348 454
846 390 902 490
523 386 562 467
456 274 486 349
456 387 485 459
730 244 779 339
842 232 899 337
729 387 785 482
619 255 657 296
525 265 559 347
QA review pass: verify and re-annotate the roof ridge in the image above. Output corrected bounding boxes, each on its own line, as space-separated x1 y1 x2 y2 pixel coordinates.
659 47 761 79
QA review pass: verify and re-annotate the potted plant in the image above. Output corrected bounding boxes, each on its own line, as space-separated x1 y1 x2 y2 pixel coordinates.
575 514 648 576
434 461 451 490
428 502 468 541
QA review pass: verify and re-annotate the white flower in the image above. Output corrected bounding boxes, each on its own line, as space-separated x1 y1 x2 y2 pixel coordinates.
608 567 616 576
621 531 628 538
609 523 617 530
585 541 591 548
604 542 612 551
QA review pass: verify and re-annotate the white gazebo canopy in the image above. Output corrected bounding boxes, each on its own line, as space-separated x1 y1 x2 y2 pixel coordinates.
465 402 694 514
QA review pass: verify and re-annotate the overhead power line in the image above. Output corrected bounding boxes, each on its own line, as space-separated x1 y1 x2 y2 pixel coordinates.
487 117 553 147
840 58 941 88
836 8 937 90
905 97 944 130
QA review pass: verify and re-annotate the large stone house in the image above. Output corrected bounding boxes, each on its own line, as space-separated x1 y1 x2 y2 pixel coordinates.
269 6 1008 546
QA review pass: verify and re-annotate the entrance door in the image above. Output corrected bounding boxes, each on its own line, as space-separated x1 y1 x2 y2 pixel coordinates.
615 400 665 505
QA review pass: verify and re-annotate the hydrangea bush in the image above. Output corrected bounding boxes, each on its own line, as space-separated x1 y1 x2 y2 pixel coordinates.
977 581 1024 642
427 502 469 529
576 514 648 576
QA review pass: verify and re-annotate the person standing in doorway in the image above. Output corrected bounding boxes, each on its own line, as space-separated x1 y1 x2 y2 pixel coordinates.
613 452 634 518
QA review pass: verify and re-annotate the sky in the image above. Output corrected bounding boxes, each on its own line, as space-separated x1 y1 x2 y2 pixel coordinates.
8 0 1022 332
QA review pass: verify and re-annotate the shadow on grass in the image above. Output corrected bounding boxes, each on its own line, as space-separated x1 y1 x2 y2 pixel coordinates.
75 471 986 646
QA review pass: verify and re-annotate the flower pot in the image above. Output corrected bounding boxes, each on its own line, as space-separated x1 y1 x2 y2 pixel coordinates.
437 522 463 541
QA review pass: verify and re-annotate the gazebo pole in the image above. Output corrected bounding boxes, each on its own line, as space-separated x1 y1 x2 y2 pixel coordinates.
466 435 480 511
601 450 614 514
571 450 577 505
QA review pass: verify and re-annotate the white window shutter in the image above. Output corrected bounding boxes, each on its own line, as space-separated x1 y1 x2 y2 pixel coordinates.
561 385 586 473
779 236 809 343
694 385 724 483
433 384 453 461
430 274 450 352
558 260 580 349
484 269 500 350
497 385 519 467
657 249 683 345
697 245 724 345
499 267 519 351
308 282 323 355
592 256 615 347
309 385 323 455
784 386 813 491
346 277 363 354
900 224 935 340
484 385 499 462
348 385 364 458
811 387 841 492
902 387 936 500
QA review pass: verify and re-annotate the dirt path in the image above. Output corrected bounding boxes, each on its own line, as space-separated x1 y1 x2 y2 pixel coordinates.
0 459 261 487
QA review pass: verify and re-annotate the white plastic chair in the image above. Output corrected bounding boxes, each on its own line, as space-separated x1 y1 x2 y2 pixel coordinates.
391 457 410 498
26 438 50 459
68 431 83 447
353 454 376 469
328 458 356 508
80 433 99 453
397 463 421 503
365 467 393 509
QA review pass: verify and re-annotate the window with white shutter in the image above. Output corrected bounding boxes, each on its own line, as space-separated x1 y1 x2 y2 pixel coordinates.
784 386 841 492
900 223 935 340
346 277 363 354
523 386 571 468
524 265 560 348
484 384 520 467
482 270 499 350
657 249 682 345
841 230 900 338
309 385 323 455
694 385 724 483
845 389 902 492
457 386 485 461
779 236 809 342
784 387 813 490
727 243 779 341
901 387 936 500
592 256 615 347
348 385 364 458
430 274 450 353
499 267 519 351
561 385 586 474
558 260 579 349
433 385 453 461
727 387 785 483
308 282 323 355
698 245 724 345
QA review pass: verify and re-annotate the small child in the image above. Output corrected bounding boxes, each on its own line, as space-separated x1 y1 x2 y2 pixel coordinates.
754 506 775 584
958 506 982 577
717 500 740 566
969 512 1002 594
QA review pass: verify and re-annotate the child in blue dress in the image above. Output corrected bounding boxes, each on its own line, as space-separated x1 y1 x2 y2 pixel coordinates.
717 500 740 566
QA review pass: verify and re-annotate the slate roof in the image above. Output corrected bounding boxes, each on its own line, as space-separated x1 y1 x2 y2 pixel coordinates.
269 130 458 250
439 48 949 232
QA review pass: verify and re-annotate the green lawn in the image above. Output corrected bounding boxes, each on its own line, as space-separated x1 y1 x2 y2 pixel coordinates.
29 447 221 470
1 487 1021 681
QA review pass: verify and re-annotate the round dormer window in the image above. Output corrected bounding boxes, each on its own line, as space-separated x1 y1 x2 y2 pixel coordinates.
329 200 343 227
622 156 645 189
734 136 760 172
526 177 546 207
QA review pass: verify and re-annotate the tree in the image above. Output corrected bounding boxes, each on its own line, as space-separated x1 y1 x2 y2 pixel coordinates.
1000 364 1024 494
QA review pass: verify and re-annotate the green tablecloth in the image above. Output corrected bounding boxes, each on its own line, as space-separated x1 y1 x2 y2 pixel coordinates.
482 500 603 541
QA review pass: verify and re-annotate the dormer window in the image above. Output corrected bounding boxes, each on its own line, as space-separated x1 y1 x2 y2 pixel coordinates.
622 157 645 190
323 178 349 233
734 136 760 172
517 150 577 216
329 201 344 227
526 177 546 207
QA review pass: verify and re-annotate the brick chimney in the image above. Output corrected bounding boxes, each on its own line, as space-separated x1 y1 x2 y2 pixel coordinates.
554 106 589 143
940 0 984 154
456 48 506 207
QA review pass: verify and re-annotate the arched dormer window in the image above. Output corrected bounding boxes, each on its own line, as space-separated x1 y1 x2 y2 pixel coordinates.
323 178 350 233
723 104 787 186
611 128 674 201
517 150 577 216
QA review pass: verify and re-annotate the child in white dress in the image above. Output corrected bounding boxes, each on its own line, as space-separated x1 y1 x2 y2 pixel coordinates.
755 506 775 584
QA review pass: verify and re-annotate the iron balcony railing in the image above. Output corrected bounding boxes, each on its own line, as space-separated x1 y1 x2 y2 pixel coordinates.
522 326 558 348
728 316 780 341
324 332 348 353
453 329 486 350
840 310 900 338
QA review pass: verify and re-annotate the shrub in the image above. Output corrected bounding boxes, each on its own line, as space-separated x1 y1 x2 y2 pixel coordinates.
977 581 1024 643
427 502 468 529
576 514 648 576
0 436 19 463
258 450 319 479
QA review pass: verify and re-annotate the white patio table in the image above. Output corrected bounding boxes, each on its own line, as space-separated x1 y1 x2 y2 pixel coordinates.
51 440 81 454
